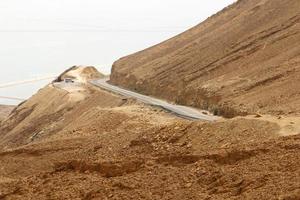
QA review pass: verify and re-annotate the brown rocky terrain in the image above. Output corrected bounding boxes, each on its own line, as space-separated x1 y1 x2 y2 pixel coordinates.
1 0 300 198
0 105 15 122
111 0 300 118
0 66 299 199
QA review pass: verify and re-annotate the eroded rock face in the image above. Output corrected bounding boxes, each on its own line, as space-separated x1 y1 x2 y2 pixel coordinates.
111 0 300 117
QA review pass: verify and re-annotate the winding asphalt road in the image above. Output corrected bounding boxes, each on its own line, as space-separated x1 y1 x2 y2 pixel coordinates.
90 78 219 121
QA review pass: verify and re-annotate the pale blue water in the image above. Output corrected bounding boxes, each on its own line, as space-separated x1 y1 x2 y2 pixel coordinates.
0 0 236 105
0 31 180 105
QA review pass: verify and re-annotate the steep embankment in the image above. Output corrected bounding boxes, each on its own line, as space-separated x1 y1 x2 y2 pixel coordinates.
111 0 300 117
0 66 148 150
0 105 14 122
0 66 299 199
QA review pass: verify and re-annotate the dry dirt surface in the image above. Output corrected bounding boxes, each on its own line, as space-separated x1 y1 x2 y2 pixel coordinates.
0 105 15 122
111 0 300 118
0 75 299 199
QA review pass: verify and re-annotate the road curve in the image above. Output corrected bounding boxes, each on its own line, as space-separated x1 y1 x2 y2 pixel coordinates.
90 78 219 121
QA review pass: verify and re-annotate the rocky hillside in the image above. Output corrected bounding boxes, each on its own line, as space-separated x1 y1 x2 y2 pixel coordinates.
0 105 14 122
0 67 299 199
111 0 300 117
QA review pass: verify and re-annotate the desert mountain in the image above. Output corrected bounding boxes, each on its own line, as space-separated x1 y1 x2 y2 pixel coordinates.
111 0 300 117
0 66 299 199
1 0 300 198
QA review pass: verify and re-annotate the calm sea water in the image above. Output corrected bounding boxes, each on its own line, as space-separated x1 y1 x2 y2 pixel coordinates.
0 31 179 105
0 0 237 105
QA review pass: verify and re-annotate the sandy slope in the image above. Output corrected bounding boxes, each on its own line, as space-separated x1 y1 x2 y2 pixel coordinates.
0 67 299 199
0 105 15 122
111 0 300 118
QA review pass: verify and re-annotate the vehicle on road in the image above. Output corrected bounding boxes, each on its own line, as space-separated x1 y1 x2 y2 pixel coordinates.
64 78 75 83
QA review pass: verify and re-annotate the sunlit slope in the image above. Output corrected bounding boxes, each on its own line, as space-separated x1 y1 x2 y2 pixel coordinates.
111 0 300 117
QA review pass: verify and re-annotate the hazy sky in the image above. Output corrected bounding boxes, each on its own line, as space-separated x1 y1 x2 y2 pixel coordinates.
0 0 236 104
